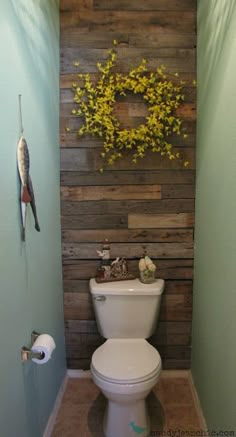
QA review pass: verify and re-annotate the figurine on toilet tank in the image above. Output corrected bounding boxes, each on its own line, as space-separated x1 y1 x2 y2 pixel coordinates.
96 239 111 281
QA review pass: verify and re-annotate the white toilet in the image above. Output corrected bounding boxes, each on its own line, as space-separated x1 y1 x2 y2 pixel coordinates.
89 278 164 437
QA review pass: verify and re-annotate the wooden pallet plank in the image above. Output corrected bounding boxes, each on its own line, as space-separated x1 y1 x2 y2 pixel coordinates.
128 212 195 228
62 228 194 243
62 242 194 260
61 199 195 215
60 11 196 34
60 170 195 186
93 0 196 12
61 184 161 201
60 148 195 171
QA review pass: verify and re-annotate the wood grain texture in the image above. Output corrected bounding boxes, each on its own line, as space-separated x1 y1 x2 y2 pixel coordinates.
62 228 194 243
60 0 196 370
61 199 195 215
61 184 161 201
62 242 194 260
60 72 196 89
61 32 196 49
63 261 193 280
93 0 196 12
60 11 196 34
61 170 195 186
60 148 195 171
128 213 195 228
61 0 196 12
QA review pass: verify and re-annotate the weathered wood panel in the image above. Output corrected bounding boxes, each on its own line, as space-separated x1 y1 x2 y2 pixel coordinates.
61 199 195 215
128 213 195 228
63 261 194 280
61 32 196 49
60 72 196 88
60 0 196 370
61 0 196 12
60 11 196 34
61 170 195 186
62 214 127 230
62 228 194 243
93 0 196 12
61 184 161 201
62 242 194 260
61 47 196 73
60 148 195 171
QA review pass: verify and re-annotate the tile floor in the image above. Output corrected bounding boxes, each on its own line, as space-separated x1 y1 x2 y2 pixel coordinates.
52 371 205 437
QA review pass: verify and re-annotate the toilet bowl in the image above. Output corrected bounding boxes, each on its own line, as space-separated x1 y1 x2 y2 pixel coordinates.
89 278 164 437
91 338 162 437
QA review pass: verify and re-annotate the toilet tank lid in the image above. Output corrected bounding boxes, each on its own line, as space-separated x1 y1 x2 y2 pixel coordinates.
89 278 164 295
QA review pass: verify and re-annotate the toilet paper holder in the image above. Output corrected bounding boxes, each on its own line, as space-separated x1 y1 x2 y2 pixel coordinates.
21 331 45 362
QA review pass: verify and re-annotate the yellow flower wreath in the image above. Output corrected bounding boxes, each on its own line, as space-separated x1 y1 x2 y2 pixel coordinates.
69 41 189 171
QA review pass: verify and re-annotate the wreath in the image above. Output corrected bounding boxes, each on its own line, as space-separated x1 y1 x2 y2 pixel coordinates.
68 40 189 171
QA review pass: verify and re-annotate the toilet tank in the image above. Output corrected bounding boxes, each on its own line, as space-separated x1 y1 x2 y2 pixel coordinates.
89 278 164 339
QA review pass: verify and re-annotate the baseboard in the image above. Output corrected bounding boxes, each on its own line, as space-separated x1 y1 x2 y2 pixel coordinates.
67 369 92 379
188 370 208 430
161 370 190 378
43 373 68 437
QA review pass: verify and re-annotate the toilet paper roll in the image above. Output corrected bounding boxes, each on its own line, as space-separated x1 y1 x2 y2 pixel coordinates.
31 334 56 365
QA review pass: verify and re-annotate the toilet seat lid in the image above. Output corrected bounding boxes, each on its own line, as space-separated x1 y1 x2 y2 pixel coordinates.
91 339 161 383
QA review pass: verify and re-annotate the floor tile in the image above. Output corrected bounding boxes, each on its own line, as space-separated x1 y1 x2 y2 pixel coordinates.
52 372 203 437
160 376 193 405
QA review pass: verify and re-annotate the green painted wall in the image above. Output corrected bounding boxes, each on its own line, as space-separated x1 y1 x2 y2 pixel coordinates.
0 1 66 436
192 0 236 431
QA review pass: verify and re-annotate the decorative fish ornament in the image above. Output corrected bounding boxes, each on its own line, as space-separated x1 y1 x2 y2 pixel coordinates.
17 95 40 240
17 135 31 203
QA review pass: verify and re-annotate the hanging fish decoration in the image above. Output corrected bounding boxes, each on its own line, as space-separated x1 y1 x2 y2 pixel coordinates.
17 95 40 240
17 136 32 203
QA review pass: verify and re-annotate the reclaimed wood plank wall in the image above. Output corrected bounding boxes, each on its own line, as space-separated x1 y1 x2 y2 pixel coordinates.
60 0 196 369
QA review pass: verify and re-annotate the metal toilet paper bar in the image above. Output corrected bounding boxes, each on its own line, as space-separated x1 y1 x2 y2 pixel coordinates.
21 331 45 363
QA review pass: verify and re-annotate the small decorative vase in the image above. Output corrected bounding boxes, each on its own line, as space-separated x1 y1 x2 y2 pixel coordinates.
139 269 156 284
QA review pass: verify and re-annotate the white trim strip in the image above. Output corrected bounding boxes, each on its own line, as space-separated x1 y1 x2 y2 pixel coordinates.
67 369 92 379
188 370 208 430
43 373 68 437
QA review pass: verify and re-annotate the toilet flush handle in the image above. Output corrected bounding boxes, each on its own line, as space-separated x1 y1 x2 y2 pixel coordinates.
93 295 106 301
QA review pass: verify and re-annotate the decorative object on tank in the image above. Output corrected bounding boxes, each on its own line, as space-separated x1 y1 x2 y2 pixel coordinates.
96 238 112 281
68 40 190 171
138 252 157 284
17 95 40 241
96 239 135 283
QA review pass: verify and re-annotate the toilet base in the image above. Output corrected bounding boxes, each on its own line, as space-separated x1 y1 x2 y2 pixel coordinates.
103 398 150 437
